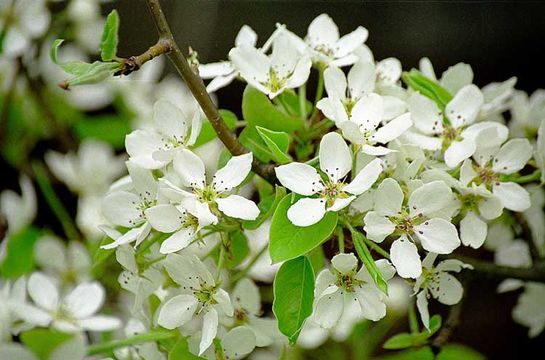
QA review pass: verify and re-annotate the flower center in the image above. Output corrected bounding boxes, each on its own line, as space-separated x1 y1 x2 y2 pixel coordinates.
441 125 463 151
264 68 288 93
193 284 217 306
195 184 217 203
320 180 348 208
335 272 362 293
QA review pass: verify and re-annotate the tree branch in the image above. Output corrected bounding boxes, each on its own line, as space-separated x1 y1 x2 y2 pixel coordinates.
117 38 172 76
145 0 277 184
454 255 545 282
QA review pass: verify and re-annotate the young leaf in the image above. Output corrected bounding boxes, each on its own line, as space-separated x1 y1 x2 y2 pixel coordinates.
61 61 122 89
351 230 388 295
256 126 293 164
269 195 337 263
0 227 41 278
242 86 305 133
50 39 94 76
169 337 204 360
383 333 418 350
402 69 453 110
100 10 120 61
21 329 74 360
272 256 315 344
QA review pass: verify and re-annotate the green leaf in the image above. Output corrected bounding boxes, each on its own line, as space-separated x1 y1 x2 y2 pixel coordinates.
100 10 120 61
213 231 249 268
402 69 453 110
351 230 388 295
21 329 74 360
428 314 442 335
383 315 442 350
0 227 41 278
193 110 238 148
269 195 337 263
91 236 116 276
383 333 418 350
242 86 305 133
62 61 122 89
272 256 315 344
256 126 293 164
307 245 325 275
50 39 94 76
239 126 275 163
438 344 485 360
277 90 312 117
169 337 204 360
243 186 287 230
73 115 131 149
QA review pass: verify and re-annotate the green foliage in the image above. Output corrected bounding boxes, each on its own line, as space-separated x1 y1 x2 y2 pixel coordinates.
277 90 312 117
256 126 293 164
73 114 132 149
212 231 249 268
100 10 120 61
383 315 442 349
402 69 453 110
243 186 287 230
351 230 388 295
193 110 238 148
20 329 74 360
0 227 41 278
273 256 315 344
269 195 337 263
378 344 484 360
168 337 204 360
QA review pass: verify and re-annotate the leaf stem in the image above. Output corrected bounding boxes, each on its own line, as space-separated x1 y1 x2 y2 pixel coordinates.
310 65 325 122
298 84 307 119
230 244 268 285
87 330 177 355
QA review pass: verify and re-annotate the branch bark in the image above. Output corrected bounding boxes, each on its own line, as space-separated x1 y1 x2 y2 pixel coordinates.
145 0 277 184
453 255 545 282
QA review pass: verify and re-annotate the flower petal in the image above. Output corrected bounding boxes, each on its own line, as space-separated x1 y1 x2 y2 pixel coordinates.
429 273 464 305
409 181 453 217
222 326 256 359
157 295 198 329
407 92 443 135
348 60 375 97
331 253 358 275
233 278 261 315
153 99 188 141
319 132 352 183
65 282 104 319
145 204 184 233
125 130 165 169
444 137 476 168
440 63 473 95
492 138 533 174
159 227 196 254
416 291 430 330
372 113 412 144
79 315 121 331
213 153 253 192
350 93 383 130
216 195 260 220
445 84 483 127
102 191 143 227
173 149 206 189
334 27 368 58
390 238 422 279
287 197 327 227
314 288 343 329
229 46 269 84
343 158 382 195
374 178 404 216
414 218 460 254
323 66 347 100
460 211 487 249
199 307 219 355
363 212 395 243
493 181 531 212
307 14 339 49
355 285 386 321
28 272 58 311
275 163 324 196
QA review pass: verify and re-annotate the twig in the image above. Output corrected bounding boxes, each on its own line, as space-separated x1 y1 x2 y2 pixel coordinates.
145 0 277 184
453 255 545 282
116 38 172 76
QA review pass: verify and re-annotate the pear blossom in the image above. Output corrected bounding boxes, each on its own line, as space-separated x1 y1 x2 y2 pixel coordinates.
192 326 256 360
275 132 383 226
363 179 461 278
509 89 545 138
12 272 121 332
113 318 164 360
199 25 258 92
229 32 311 99
0 175 36 236
512 282 545 338
461 138 534 212
0 277 27 340
479 77 517 120
158 253 234 355
495 239 532 293
522 185 545 255
34 236 91 284
338 93 412 155
101 162 162 249
414 253 472 329
404 85 510 168
312 253 395 329
125 99 202 169
161 151 260 222
536 120 545 183
240 220 280 283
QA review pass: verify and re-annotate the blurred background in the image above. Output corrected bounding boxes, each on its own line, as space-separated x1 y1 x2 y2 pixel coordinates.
2 1 545 358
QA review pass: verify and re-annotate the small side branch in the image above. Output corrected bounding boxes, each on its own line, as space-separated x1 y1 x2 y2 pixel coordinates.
145 0 277 184
455 255 545 282
117 38 172 76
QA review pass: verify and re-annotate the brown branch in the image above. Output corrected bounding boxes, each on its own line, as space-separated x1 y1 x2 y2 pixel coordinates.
145 0 277 184
450 255 545 282
116 39 173 76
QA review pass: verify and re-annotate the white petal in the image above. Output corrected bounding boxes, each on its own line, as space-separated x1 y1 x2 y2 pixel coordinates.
213 288 234 317
493 182 531 212
222 326 256 359
307 14 339 49
157 295 198 329
491 138 533 174
374 178 404 215
440 63 473 95
233 278 261 315
376 58 402 85
125 130 165 169
102 191 143 227
401 131 442 151
348 60 375 97
383 95 407 121
159 228 196 254
79 315 121 331
285 56 312 90
363 212 395 243
327 196 355 212
65 282 104 319
460 211 487 249
153 99 188 141
409 181 452 217
275 163 324 196
216 195 260 220
414 218 460 254
145 204 184 233
229 46 269 84
319 133 352 183
206 73 237 93
361 145 395 156
164 253 215 289
419 57 436 80
334 27 368 58
372 113 412 144
355 285 386 321
459 159 478 186
10 303 52 327
317 98 348 125
314 289 343 329
235 25 258 47
173 149 206 189
445 84 483 127
478 195 503 220
126 161 157 199
444 138 476 168
407 92 443 135
339 120 365 145
199 61 234 78
390 238 422 279
416 291 430 330
429 273 464 305
287 197 327 227
213 153 253 192
28 272 58 311
350 93 383 130
343 158 382 195
199 308 219 355
323 66 347 100
331 253 358 275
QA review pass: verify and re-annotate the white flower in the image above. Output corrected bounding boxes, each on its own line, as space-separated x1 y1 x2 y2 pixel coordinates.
199 25 258 92
34 235 91 284
480 77 517 120
100 162 161 249
414 253 472 329
0 0 50 57
462 138 534 212
158 254 234 355
312 253 395 328
240 220 280 283
228 278 279 347
0 175 36 236
536 119 545 183
113 318 164 360
125 99 202 169
337 93 412 155
45 139 125 196
229 32 311 99
304 13 368 67
275 132 383 226
12 272 121 333
512 282 545 338
509 89 545 138
495 239 532 293
0 277 27 340
193 326 256 360
363 179 461 278
161 150 259 222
